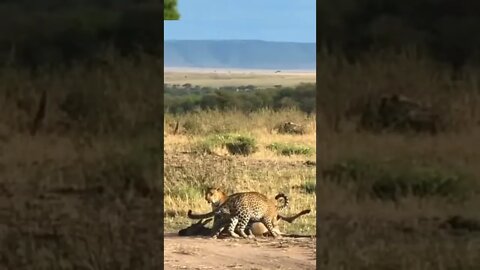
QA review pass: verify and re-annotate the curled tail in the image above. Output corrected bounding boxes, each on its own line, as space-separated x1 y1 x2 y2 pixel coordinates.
274 193 289 210
187 209 217 219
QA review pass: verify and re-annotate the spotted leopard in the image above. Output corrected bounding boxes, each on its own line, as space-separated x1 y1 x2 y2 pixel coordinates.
200 187 289 236
188 190 288 238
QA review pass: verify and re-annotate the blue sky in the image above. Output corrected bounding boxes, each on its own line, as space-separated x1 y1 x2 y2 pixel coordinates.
164 0 316 43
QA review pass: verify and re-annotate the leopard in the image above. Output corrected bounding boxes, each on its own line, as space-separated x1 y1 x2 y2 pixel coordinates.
188 190 288 239
199 187 292 236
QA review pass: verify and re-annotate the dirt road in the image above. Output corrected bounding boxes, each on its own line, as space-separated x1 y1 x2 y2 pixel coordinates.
164 233 316 270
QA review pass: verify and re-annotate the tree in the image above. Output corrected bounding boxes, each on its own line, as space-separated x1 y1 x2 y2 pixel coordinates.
164 0 179 20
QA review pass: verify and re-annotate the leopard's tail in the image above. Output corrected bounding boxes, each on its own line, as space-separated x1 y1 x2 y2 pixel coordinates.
274 193 289 210
278 209 311 223
187 209 217 219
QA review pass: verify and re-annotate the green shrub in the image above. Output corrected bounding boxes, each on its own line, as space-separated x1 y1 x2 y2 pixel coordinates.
322 158 476 201
192 133 257 156
267 142 314 156
225 136 258 156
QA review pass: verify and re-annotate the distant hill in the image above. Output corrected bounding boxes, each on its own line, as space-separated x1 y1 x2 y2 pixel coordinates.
164 40 316 70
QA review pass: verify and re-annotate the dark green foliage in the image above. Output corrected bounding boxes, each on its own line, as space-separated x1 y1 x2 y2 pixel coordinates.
164 0 179 20
319 0 480 68
115 4 163 55
164 83 316 114
322 158 477 201
0 0 162 69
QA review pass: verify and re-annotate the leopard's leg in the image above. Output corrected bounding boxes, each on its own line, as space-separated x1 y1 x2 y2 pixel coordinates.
261 217 279 238
245 223 255 238
235 215 251 239
227 216 241 238
245 222 255 238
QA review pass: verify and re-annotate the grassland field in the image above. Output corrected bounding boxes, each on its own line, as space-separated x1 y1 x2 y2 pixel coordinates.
1 54 479 269
314 52 480 269
163 109 317 235
163 71 317 269
164 67 316 88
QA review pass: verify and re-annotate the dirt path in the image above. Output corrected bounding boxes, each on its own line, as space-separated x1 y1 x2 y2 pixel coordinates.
164 233 316 270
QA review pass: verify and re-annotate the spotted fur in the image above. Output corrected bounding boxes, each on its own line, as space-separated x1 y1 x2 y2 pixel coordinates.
202 187 288 236
188 191 288 239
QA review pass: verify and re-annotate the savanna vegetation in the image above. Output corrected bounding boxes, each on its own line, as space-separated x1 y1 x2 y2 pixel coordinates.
163 46 316 236
0 0 167 267
0 53 164 269
163 108 317 235
163 81 317 236
3 0 479 268
164 83 315 115
318 1 480 268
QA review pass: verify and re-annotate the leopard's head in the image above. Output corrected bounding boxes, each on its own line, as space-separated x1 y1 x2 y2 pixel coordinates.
205 187 227 207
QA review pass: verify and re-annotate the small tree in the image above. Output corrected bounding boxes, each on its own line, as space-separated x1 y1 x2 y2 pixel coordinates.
164 0 180 20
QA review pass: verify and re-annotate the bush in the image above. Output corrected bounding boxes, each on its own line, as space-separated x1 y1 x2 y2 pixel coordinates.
164 84 316 115
192 133 257 156
267 142 314 156
322 158 477 201
225 136 258 156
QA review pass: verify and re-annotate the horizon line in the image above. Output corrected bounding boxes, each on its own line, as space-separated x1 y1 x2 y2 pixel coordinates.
164 39 316 44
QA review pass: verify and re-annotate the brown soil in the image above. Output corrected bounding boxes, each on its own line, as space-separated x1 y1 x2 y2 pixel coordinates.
164 233 316 270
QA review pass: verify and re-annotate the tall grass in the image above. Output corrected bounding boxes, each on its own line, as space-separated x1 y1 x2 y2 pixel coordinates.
317 50 480 269
0 56 165 269
164 108 317 234
317 50 480 133
0 54 163 137
164 108 315 136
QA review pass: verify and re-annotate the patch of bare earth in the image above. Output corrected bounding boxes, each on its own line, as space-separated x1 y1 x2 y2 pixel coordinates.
164 233 316 270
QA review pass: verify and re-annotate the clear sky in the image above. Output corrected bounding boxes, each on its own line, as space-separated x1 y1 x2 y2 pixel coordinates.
164 0 316 43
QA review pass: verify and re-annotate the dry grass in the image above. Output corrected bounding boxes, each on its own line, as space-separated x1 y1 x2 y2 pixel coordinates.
316 51 480 269
0 57 165 269
3 46 479 269
163 109 316 235
164 69 316 88
317 129 480 269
